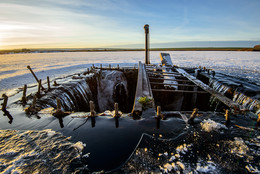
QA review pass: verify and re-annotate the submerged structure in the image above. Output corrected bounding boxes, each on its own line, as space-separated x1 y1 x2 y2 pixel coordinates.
0 25 260 173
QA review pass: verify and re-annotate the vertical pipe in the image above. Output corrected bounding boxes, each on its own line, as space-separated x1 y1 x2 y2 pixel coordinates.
144 24 150 64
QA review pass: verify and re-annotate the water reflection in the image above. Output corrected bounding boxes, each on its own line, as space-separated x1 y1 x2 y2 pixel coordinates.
2 110 13 124
58 117 64 128
91 117 96 127
115 117 119 128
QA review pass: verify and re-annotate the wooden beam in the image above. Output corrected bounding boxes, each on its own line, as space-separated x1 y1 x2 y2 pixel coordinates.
147 71 181 75
150 82 197 87
152 89 208 94
148 73 183 77
175 67 240 109
149 78 192 83
131 62 155 116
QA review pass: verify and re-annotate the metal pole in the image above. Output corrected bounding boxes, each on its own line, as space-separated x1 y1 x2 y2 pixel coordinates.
144 24 150 64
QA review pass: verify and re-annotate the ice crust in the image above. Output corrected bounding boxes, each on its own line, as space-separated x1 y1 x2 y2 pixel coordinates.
0 129 85 173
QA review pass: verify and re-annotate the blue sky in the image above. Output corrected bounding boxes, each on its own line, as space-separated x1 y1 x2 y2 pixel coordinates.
0 0 259 49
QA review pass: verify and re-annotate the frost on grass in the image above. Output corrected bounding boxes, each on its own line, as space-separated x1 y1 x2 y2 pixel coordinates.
0 129 87 173
200 119 227 132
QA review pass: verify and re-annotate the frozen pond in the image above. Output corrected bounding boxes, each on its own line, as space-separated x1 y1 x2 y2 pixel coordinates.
0 51 259 96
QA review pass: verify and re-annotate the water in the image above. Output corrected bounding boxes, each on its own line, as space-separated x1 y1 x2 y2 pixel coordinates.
1 51 260 96
0 51 260 173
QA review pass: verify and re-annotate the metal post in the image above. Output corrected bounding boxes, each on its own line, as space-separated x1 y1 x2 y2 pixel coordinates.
144 24 150 64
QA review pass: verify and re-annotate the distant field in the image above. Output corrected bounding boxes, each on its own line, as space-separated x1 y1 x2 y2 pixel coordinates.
0 47 257 54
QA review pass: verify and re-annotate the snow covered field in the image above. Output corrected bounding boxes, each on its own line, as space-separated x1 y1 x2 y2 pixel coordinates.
0 51 259 96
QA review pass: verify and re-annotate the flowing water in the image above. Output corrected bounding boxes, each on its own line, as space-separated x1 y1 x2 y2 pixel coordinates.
0 51 259 173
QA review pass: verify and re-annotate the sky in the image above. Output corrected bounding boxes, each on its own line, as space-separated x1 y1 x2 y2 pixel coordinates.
0 0 260 49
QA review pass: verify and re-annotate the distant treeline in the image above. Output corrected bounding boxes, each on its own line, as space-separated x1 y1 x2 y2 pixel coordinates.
1 46 259 54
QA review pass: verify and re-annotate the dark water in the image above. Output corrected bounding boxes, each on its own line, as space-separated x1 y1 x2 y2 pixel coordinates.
0 68 259 173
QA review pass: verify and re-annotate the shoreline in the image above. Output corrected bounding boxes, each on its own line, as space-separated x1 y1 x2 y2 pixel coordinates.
0 47 258 55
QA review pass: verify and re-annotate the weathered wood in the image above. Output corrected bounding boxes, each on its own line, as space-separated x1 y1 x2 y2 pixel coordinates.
22 84 27 103
32 95 37 108
114 103 119 117
175 67 240 110
24 95 41 114
152 89 208 94
157 106 162 118
225 109 230 125
148 73 183 78
27 65 45 90
188 108 198 124
160 53 178 89
149 78 191 83
53 97 70 117
131 62 154 116
159 53 240 110
150 82 196 87
178 112 188 124
148 71 181 75
90 101 95 117
56 97 62 113
1 94 8 111
37 79 41 98
47 76 51 91
53 81 58 86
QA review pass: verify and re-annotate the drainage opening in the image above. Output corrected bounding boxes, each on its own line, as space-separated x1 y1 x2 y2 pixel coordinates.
37 69 138 113
150 69 225 112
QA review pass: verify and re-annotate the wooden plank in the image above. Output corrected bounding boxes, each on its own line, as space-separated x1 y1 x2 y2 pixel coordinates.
131 62 154 116
158 52 240 110
159 53 178 89
149 78 192 83
175 67 240 109
150 82 197 87
148 73 183 77
147 71 181 75
152 89 208 94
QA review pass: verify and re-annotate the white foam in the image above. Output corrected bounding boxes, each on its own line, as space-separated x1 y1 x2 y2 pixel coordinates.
200 119 227 132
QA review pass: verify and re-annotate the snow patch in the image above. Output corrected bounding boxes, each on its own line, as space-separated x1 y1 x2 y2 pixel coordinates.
200 119 227 132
